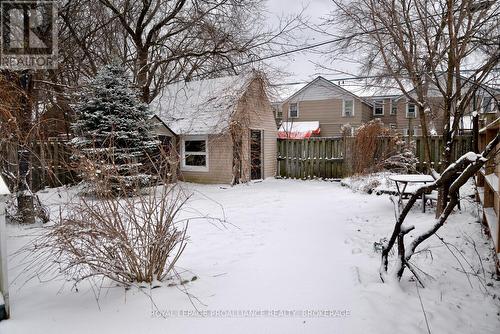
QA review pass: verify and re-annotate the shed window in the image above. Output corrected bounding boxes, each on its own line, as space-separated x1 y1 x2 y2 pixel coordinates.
182 137 208 171
289 103 298 118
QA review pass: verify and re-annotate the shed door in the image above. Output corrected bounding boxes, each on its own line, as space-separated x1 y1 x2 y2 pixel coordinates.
250 130 263 180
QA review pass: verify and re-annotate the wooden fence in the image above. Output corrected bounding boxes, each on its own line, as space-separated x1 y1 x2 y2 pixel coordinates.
0 141 75 192
277 137 346 179
277 135 473 180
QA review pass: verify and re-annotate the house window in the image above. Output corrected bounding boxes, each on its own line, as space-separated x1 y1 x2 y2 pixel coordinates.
389 123 397 130
289 103 298 118
182 136 208 171
402 128 409 136
406 103 416 118
373 100 384 116
342 99 354 117
272 105 283 119
482 96 493 113
413 126 421 136
390 99 398 115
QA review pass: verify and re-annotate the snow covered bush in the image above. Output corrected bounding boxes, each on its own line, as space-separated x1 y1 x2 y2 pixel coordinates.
381 138 419 174
28 182 189 287
71 63 159 195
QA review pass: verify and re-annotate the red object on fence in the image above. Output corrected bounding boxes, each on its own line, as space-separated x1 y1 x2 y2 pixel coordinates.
278 121 321 139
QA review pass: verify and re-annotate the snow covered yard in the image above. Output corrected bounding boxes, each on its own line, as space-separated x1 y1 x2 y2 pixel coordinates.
1 179 499 334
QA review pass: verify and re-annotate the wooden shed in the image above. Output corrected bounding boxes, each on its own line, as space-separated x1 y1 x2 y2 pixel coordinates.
151 72 277 184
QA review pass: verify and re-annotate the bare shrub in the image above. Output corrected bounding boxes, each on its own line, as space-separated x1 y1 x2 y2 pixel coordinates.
21 150 187 287
351 119 393 174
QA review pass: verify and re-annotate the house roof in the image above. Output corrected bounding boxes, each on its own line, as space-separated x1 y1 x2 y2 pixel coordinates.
151 73 255 135
278 121 321 139
336 79 408 98
279 76 374 107
269 82 306 103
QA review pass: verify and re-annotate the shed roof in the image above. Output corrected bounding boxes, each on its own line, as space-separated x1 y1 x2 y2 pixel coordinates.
152 73 255 135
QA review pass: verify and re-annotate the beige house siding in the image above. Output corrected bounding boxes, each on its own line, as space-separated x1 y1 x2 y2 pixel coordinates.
280 99 370 136
393 97 446 135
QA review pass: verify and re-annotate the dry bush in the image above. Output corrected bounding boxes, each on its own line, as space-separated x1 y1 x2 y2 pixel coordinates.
18 148 186 288
351 119 394 174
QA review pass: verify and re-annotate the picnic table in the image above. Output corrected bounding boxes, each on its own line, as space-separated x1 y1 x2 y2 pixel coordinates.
388 174 435 211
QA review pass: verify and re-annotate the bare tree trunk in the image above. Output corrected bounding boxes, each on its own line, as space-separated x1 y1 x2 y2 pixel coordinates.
418 103 432 170
17 71 35 224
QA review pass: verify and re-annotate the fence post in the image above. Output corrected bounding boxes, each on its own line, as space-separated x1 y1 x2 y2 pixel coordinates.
0 176 10 320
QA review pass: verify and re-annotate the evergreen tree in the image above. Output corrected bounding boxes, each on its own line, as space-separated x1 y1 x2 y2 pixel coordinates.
71 63 158 193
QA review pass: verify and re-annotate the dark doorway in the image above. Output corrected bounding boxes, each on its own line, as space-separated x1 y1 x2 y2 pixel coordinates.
250 130 263 180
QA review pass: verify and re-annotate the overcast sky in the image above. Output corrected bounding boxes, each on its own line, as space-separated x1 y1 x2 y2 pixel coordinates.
264 0 360 84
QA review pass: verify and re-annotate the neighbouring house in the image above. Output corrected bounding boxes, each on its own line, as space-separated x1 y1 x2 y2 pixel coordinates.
273 75 499 137
151 72 277 184
276 76 374 137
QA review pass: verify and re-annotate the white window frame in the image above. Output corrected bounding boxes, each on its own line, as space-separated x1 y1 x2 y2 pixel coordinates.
390 99 398 115
413 126 422 136
272 105 283 119
288 102 299 118
276 109 283 119
406 102 417 118
402 128 409 136
342 99 354 117
181 135 209 172
373 99 384 116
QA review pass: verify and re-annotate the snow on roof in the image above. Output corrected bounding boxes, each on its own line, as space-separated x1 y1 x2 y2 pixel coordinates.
336 79 408 98
268 83 306 103
152 73 254 135
271 76 405 105
279 121 320 133
278 121 321 139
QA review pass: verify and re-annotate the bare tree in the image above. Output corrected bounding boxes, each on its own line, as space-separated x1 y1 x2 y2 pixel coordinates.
54 0 301 103
325 1 499 208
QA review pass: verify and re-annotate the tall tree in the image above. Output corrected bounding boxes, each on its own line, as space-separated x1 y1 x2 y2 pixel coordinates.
52 0 300 103
71 64 158 192
325 0 500 213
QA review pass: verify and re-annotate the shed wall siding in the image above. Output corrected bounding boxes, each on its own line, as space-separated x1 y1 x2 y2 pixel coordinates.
179 134 233 184
234 78 277 180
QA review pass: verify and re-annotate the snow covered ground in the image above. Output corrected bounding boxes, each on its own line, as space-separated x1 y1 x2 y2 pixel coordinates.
1 179 499 333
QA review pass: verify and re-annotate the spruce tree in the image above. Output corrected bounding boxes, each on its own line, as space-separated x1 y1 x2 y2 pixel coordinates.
72 63 158 193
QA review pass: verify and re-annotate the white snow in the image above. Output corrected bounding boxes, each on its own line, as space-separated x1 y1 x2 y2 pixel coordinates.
151 73 254 135
388 174 435 183
0 176 9 195
464 151 479 162
1 179 499 333
278 121 320 136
